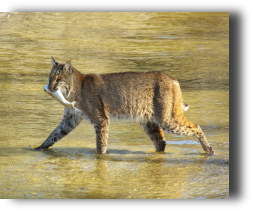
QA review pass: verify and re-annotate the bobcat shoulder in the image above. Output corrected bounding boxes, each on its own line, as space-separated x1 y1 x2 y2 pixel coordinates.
35 57 214 155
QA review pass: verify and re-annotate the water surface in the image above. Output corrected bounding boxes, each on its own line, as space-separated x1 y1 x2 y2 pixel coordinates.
0 12 229 199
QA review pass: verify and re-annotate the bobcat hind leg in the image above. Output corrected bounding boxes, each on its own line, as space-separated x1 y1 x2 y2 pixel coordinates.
161 118 214 154
141 122 166 152
195 124 214 154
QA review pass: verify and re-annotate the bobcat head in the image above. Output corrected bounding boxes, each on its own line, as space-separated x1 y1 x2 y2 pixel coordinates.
48 57 73 98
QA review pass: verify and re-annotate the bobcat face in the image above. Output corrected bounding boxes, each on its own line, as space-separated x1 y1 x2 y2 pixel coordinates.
48 57 73 98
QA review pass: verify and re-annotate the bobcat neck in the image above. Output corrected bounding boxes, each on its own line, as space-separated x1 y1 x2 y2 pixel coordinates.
64 68 84 103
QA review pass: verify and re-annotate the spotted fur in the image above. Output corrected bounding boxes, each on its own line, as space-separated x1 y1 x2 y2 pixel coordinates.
35 57 214 154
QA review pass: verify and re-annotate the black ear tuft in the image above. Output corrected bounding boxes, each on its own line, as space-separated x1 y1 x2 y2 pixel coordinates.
51 57 58 66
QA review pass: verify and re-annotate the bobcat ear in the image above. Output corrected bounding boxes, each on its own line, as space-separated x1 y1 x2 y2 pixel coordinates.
51 57 58 66
64 60 72 74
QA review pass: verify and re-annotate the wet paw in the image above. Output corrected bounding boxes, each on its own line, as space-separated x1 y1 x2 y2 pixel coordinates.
207 147 215 155
34 146 49 150
34 146 42 150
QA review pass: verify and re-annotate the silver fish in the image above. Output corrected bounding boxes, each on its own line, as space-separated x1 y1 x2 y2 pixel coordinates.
43 84 76 109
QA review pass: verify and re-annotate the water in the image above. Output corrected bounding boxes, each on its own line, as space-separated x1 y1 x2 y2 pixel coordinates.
0 12 229 199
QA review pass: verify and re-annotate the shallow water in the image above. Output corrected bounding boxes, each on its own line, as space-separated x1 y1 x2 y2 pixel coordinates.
0 12 229 199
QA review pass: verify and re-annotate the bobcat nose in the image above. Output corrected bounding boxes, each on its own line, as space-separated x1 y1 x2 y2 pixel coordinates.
50 89 53 92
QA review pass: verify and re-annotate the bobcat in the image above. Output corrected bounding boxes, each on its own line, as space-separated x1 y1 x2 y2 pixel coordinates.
35 57 214 154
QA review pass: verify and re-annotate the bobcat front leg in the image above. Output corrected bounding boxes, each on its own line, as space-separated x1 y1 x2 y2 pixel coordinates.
34 108 82 150
93 116 109 154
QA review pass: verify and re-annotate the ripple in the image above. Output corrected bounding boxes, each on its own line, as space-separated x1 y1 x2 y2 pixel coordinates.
166 140 199 145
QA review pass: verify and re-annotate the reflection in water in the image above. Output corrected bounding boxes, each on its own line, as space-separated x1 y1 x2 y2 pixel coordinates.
0 12 228 199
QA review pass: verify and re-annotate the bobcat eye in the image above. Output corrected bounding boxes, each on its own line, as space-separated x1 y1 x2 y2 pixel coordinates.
56 78 60 83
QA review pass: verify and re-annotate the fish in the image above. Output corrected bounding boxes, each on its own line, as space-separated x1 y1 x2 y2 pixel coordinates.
43 84 77 109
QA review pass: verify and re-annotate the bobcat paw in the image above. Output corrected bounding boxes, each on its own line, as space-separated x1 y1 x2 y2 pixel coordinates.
206 147 215 155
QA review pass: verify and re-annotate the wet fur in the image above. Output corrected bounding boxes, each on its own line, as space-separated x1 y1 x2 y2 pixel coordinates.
35 58 214 154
